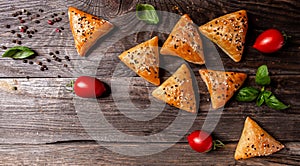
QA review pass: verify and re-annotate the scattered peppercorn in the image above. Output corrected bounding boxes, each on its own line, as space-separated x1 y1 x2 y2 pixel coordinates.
17 41 22 45
6 24 10 28
63 64 68 67
26 76 30 79
64 56 69 59
34 29 38 32
57 75 61 78
36 14 40 17
35 20 40 24
12 13 17 17
39 9 44 12
11 30 15 34
20 20 25 23
12 86 17 91
29 61 33 64
23 59 28 63
55 28 61 33
17 34 21 38
37 61 42 65
40 67 44 71
61 12 65 15
28 34 32 38
1 46 7 50
12 39 17 43
46 58 51 62
54 13 58 16
55 51 59 54
60 27 64 30
49 52 54 55
18 17 22 20
26 12 31 16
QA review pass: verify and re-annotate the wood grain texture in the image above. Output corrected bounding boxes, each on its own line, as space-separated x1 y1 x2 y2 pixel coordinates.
1 142 300 165
0 0 299 165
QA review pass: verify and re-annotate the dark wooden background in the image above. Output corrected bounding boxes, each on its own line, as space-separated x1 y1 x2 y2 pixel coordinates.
0 0 299 165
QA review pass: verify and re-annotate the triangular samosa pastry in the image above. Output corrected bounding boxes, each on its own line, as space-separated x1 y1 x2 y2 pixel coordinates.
199 69 247 109
68 7 114 56
160 14 205 65
152 64 197 113
235 117 284 160
199 10 248 62
119 36 160 85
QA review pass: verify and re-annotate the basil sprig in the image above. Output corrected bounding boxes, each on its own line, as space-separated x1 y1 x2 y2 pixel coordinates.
236 65 290 110
2 46 35 59
136 4 159 24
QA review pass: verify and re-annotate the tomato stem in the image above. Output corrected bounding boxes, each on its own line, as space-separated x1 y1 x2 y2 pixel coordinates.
282 31 291 46
212 140 225 150
66 80 75 92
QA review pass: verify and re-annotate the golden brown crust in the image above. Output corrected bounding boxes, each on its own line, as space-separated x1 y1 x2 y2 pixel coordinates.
234 117 284 160
199 10 248 62
119 36 160 86
160 14 205 65
199 69 247 109
152 64 197 113
68 7 114 56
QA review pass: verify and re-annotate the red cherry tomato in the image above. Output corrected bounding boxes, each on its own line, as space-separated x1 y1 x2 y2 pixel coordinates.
74 76 106 98
253 29 284 53
187 130 213 153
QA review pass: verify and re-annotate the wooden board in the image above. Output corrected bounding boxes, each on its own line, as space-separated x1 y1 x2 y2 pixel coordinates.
0 0 299 165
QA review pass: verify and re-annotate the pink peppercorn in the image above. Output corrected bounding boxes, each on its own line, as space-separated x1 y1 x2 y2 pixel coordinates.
47 20 54 25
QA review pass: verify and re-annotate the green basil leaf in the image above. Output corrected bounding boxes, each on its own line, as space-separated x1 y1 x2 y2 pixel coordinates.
2 49 20 58
12 50 35 59
265 94 290 110
2 46 34 59
256 93 264 106
255 65 271 86
256 90 272 106
236 87 260 102
136 4 159 24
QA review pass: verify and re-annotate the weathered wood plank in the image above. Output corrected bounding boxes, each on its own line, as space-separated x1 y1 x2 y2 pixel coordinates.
0 76 299 144
0 142 299 165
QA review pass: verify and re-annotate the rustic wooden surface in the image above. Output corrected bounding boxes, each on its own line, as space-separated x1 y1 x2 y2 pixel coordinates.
0 0 299 165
